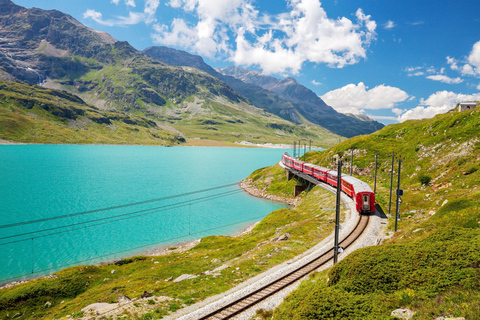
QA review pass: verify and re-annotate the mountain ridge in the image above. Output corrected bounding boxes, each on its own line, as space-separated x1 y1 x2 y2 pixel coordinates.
142 46 384 138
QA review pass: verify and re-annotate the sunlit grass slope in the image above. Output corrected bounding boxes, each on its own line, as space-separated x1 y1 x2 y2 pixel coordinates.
272 108 480 320
0 164 346 319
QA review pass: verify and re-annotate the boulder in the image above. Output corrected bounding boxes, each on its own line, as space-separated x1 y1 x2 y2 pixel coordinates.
391 308 415 319
212 264 229 272
174 274 198 282
44 301 52 308
116 295 131 304
81 303 118 315
273 233 290 241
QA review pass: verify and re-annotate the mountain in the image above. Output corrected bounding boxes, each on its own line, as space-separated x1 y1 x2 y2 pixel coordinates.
0 80 183 145
0 0 341 146
142 46 302 123
142 46 384 138
219 66 385 137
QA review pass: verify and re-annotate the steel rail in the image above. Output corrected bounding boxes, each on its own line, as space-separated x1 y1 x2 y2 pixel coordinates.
198 213 370 319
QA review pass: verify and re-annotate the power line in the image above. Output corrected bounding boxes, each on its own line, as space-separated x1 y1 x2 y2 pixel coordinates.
0 189 244 244
0 210 270 285
0 182 241 230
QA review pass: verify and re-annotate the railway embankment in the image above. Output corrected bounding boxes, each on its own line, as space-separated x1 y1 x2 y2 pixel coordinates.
166 163 387 319
272 108 480 319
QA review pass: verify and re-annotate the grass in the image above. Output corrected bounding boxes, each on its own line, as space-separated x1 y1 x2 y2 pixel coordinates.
0 164 347 319
271 107 480 319
0 81 179 145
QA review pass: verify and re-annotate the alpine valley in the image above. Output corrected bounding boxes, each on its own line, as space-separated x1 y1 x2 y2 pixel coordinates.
0 0 383 146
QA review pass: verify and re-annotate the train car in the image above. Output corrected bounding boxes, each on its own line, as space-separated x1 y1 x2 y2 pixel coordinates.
312 165 328 183
282 153 295 169
302 162 314 175
293 159 304 172
281 153 375 214
350 178 376 214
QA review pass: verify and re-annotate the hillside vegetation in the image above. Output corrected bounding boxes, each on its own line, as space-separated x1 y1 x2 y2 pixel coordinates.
271 107 480 319
0 0 344 147
0 80 180 145
0 164 349 320
0 80 342 146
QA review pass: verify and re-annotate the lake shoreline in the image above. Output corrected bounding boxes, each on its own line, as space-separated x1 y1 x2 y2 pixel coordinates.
0 138 322 150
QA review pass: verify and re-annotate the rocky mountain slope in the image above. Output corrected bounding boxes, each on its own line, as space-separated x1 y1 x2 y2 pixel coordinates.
0 0 341 146
220 66 385 137
142 46 384 138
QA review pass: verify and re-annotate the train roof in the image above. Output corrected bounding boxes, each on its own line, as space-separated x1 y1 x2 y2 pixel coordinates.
343 174 373 193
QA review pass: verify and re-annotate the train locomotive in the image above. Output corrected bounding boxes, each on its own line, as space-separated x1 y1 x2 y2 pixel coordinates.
282 153 375 214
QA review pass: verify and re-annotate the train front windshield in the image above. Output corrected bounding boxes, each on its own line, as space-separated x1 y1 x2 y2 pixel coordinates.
362 194 370 211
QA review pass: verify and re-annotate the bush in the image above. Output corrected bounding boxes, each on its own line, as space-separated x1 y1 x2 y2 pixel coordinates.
465 166 478 174
418 174 432 186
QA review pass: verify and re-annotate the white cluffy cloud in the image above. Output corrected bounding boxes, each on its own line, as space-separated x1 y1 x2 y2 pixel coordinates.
406 65 464 84
426 74 464 84
321 82 409 114
399 90 480 122
446 40 480 77
111 0 136 7
152 0 376 74
84 0 159 26
83 9 144 26
384 20 395 29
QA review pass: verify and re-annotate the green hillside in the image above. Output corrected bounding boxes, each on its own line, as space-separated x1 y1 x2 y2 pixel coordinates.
0 0 345 147
271 107 480 319
0 80 180 145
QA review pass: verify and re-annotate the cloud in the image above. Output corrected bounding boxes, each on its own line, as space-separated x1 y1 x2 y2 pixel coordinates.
384 20 395 29
320 82 409 114
83 9 144 26
467 40 480 72
405 65 465 83
152 0 376 73
111 0 136 7
368 115 399 121
445 40 480 76
311 80 322 86
85 0 159 27
398 90 480 122
426 74 464 84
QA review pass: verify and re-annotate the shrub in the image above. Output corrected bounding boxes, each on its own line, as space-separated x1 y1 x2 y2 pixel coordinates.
418 174 432 186
465 166 478 175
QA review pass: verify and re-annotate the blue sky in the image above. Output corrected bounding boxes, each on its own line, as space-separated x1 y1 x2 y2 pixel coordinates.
13 0 480 124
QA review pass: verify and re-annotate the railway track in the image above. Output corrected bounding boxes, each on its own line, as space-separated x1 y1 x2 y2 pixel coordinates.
198 213 370 320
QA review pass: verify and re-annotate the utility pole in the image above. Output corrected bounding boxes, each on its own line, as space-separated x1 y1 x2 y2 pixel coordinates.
374 154 378 193
303 143 306 161
350 149 354 175
309 140 312 152
293 141 296 158
388 152 395 217
334 159 342 264
395 158 402 232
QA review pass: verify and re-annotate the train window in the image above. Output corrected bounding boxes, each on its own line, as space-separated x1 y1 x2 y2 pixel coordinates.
363 195 369 210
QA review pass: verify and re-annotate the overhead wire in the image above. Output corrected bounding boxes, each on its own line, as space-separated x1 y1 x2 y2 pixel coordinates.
0 209 272 285
0 182 241 230
0 188 244 244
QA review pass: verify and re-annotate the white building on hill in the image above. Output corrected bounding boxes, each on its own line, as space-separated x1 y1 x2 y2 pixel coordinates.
458 102 479 112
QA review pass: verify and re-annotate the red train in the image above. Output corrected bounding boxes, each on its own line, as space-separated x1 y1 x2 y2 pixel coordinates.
282 153 375 214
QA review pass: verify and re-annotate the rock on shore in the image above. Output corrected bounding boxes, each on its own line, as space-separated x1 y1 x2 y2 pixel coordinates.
239 179 300 207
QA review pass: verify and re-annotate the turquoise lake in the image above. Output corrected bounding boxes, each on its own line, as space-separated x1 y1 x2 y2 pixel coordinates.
0 145 293 284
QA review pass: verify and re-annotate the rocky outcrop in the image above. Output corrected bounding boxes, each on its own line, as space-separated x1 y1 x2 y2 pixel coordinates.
239 179 300 207
220 66 385 138
391 308 415 319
